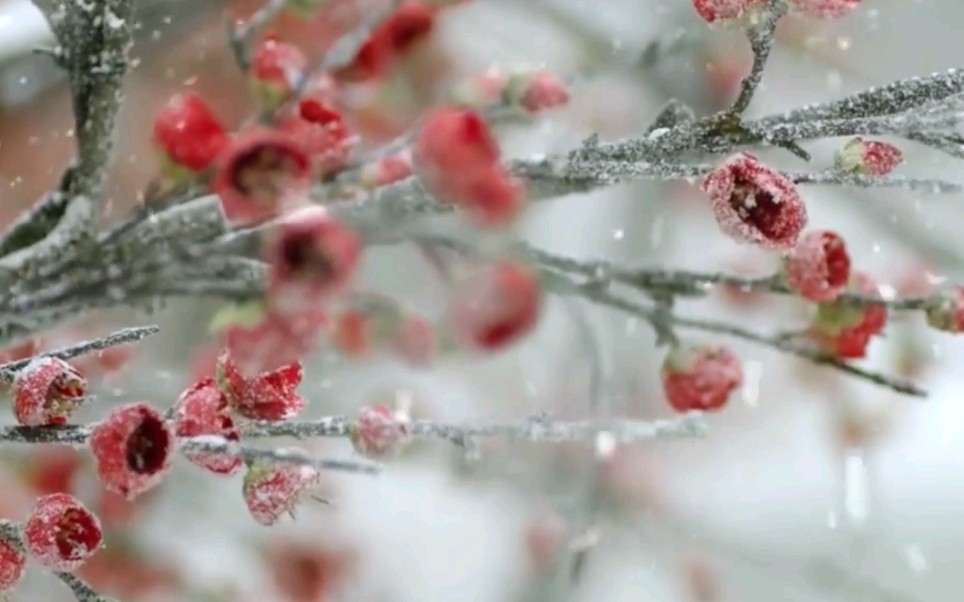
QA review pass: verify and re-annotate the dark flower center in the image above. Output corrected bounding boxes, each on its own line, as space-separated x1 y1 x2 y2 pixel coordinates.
821 233 851 288
280 231 334 282
126 414 171 474
55 509 99 559
231 145 301 204
731 175 784 239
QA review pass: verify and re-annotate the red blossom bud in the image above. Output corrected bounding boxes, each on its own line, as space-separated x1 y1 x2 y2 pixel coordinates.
789 0 862 19
266 207 361 314
835 138 903 176
343 1 436 80
350 404 409 459
173 378 243 475
506 69 570 113
449 261 542 351
213 127 312 225
783 230 851 302
90 403 175 500
701 152 807 250
0 536 24 592
661 345 743 413
359 152 413 189
251 37 308 110
414 107 525 227
812 271 887 358
243 461 321 526
153 93 228 176
23 493 102 572
13 357 87 426
692 0 767 25
925 286 964 334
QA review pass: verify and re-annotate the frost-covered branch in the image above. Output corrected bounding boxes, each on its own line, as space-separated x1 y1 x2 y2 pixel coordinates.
727 0 788 115
56 572 120 602
0 325 159 381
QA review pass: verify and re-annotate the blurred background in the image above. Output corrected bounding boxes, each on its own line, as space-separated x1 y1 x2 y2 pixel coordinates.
2 0 964 600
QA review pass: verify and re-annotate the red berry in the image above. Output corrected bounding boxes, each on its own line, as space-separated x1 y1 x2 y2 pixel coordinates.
414 108 525 226
251 37 308 110
212 127 312 225
217 352 306 422
90 403 175 500
701 152 807 250
812 271 887 358
172 378 243 475
243 461 320 526
23 493 102 572
925 286 964 334
450 261 542 351
789 0 861 19
13 357 87 426
350 404 409 459
152 93 228 174
692 0 767 24
783 230 851 302
836 138 903 176
279 99 355 176
0 535 24 592
266 207 361 314
661 345 742 413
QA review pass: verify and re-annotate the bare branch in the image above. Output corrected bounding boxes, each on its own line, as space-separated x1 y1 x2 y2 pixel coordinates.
0 325 159 381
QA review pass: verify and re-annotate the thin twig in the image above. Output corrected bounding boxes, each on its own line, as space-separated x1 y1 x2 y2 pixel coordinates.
0 325 160 380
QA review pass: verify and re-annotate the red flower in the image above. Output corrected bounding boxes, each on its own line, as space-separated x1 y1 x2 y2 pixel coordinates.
152 93 228 173
812 271 888 358
701 152 807 250
391 314 437 366
212 127 311 225
835 138 903 176
173 378 243 475
251 36 308 110
13 357 87 426
350 405 409 459
25 446 83 495
265 542 354 602
449 261 542 351
243 461 320 526
279 99 355 176
217 352 306 422
661 345 743 413
23 493 102 572
783 230 851 302
414 108 525 226
692 0 767 24
266 207 361 313
789 0 862 19
90 403 175 500
223 307 326 376
926 286 964 334
0 536 24 593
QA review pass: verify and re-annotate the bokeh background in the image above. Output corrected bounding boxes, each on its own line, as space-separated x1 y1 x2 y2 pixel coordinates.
2 0 964 600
